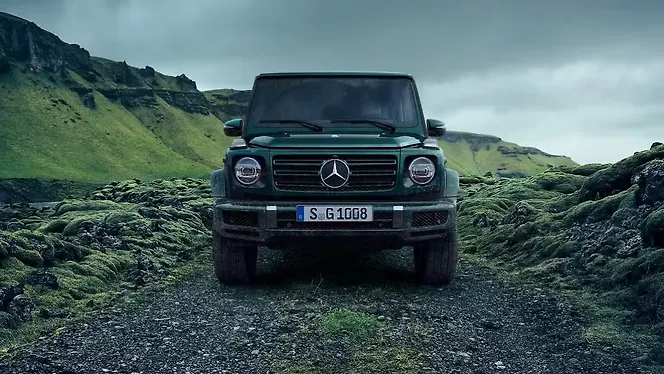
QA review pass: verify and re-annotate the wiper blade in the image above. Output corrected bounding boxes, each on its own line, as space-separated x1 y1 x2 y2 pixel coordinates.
330 119 397 133
259 119 324 132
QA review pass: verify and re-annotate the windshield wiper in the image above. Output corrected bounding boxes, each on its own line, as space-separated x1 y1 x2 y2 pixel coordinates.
259 119 324 132
330 119 397 133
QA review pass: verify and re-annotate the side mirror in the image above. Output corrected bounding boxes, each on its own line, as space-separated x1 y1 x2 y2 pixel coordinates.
426 119 446 137
223 118 242 137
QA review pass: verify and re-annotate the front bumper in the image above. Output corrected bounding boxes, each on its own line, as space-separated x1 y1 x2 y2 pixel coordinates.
213 199 457 249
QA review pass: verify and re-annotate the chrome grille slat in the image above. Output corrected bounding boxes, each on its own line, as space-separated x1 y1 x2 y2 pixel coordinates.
272 154 398 192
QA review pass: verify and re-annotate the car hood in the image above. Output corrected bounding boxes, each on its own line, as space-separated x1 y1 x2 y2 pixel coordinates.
247 133 423 149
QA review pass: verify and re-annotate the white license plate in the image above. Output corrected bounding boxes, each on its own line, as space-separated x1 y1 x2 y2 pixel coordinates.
296 205 373 222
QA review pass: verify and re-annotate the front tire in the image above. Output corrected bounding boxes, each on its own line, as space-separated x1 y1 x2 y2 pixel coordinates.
212 233 258 284
413 226 459 285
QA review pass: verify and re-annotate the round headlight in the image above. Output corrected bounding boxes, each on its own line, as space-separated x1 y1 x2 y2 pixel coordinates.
234 157 262 185
408 157 436 185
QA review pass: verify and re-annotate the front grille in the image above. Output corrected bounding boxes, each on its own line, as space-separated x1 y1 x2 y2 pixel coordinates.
272 154 397 192
222 210 259 227
276 210 393 230
412 211 448 227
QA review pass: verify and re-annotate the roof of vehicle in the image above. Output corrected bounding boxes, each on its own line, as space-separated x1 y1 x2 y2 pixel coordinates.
256 71 414 78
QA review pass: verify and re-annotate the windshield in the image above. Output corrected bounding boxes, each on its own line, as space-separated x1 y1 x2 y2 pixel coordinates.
246 76 421 128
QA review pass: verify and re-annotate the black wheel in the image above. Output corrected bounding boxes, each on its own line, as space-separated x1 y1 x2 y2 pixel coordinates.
413 226 459 285
212 233 258 285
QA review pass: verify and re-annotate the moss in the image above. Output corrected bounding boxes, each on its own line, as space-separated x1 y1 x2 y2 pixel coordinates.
272 363 318 374
529 170 586 193
12 248 44 267
317 308 382 341
0 257 31 286
507 222 539 245
567 163 610 177
103 211 142 227
350 347 420 374
55 200 125 215
41 219 68 233
61 217 96 236
578 145 664 202
563 190 629 226
586 191 630 223
643 208 664 247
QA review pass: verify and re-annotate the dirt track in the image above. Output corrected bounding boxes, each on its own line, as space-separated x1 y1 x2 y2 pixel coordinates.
0 248 657 374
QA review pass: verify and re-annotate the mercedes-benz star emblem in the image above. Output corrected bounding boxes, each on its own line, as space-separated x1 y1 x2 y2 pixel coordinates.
319 159 350 189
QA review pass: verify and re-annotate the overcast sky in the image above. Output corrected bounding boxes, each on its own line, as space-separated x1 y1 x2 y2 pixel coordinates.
3 0 663 164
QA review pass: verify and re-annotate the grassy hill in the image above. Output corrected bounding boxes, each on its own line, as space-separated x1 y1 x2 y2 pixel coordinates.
440 131 578 178
0 12 233 183
0 70 230 181
0 11 576 189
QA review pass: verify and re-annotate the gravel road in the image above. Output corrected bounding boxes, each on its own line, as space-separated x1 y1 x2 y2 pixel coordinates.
0 248 658 374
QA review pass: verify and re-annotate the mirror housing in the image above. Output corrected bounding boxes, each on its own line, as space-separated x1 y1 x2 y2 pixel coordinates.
426 119 446 137
223 118 243 137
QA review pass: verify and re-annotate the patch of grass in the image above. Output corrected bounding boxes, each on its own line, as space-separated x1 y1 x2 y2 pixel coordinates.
350 347 420 374
272 362 318 374
570 291 658 351
317 308 382 341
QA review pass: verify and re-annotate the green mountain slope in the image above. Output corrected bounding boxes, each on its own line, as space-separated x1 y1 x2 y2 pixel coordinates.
440 131 578 178
0 12 232 182
0 70 227 181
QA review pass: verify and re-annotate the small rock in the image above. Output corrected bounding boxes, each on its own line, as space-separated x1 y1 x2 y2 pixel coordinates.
479 319 501 330
633 353 649 363
457 352 471 358
7 294 36 322
39 308 69 319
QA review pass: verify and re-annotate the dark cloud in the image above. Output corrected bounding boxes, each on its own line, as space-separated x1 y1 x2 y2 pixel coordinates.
2 0 663 163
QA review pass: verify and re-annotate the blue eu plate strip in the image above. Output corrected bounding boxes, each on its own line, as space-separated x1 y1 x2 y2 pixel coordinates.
296 205 304 222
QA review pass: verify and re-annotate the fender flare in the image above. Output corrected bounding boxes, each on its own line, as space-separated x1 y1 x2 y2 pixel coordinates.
210 168 226 198
444 168 459 202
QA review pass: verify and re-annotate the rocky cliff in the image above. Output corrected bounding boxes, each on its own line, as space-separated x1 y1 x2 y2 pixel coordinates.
0 12 91 77
0 12 222 117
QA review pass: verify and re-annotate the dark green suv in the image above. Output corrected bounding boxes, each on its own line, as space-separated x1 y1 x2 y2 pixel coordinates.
210 72 460 285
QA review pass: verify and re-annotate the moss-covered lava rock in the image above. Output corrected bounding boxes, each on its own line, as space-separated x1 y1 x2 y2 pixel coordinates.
457 144 664 334
0 178 213 331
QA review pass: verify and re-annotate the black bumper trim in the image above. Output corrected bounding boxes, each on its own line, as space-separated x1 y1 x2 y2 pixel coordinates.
214 200 456 246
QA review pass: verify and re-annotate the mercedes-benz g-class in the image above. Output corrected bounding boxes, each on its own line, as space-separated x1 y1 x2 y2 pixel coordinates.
210 72 460 285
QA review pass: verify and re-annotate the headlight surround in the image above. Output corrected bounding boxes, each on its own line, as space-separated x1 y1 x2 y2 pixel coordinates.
408 156 436 185
234 157 262 185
